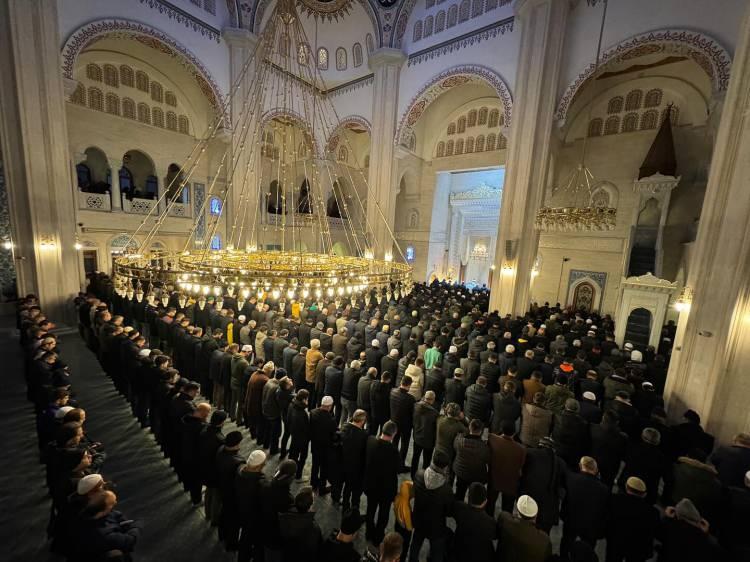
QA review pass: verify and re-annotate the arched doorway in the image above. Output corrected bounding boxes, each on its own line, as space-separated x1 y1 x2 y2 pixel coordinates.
624 307 652 350
121 150 156 200
77 147 110 194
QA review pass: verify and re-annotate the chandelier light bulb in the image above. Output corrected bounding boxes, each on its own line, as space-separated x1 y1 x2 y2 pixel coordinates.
302 288 310 299
74 242 83 251
272 289 280 300
242 288 250 299
213 286 222 296
286 289 295 300
201 285 210 295
327 287 334 297
2 241 13 250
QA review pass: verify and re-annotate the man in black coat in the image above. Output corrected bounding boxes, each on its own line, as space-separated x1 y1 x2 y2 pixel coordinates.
452 483 498 562
519 438 565 533
381 349 400 382
364 421 400 545
236 450 267 562
365 339 385 373
216 431 244 549
341 359 363 425
411 391 439 479
357 367 376 426
198 410 227 526
552 398 589 469
389 375 417 471
168 381 199 469
619 427 667 504
464 375 491 426
310 396 337 494
341 409 368 511
605 476 660 562
409 450 454 562
444 368 467 407
287 390 311 479
369 371 392 436
710 432 750 487
560 456 610 558
589 410 628 488
180 402 211 504
259 460 296 559
279 487 322 562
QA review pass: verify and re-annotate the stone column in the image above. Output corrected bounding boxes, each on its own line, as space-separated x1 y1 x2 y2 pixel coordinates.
368 49 406 258
489 0 570 314
107 158 122 211
223 28 259 249
664 4 750 443
0 0 79 322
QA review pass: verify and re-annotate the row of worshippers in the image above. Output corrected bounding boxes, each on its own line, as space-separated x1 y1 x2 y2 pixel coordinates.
78 276 750 561
20 295 141 562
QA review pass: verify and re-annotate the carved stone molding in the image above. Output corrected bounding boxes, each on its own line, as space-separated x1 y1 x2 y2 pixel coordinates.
621 272 678 294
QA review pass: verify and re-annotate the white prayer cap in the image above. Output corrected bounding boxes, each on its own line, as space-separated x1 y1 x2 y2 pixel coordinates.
77 474 104 495
238 315 247 322
505 345 515 354
586 319 593 324
372 339 380 348
389 349 399 358
321 395 334 407
55 406 75 419
139 348 151 357
582 391 597 401
624 342 634 351
242 344 253 353
449 346 458 354
516 495 538 518
631 350 643 363
247 450 267 467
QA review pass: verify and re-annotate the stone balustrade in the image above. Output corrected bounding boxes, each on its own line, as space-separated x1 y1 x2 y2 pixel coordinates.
78 190 112 211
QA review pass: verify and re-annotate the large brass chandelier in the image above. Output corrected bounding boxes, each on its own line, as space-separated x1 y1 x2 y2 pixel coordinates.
113 0 412 304
535 0 616 233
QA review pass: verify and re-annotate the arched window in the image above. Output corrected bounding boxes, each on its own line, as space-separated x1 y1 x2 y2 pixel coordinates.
137 103 151 124
435 11 446 32
178 115 190 134
447 4 458 27
476 135 485 152
103 64 118 87
87 87 103 111
607 96 624 114
588 118 603 137
408 210 419 229
446 140 454 156
166 111 178 131
455 138 464 155
486 0 498 9
209 196 222 215
76 163 92 189
486 133 496 151
467 109 477 127
604 115 620 135
150 82 163 103
488 109 499 128
644 88 662 108
641 110 658 130
105 93 120 115
413 21 423 42
498 134 507 149
466 137 474 153
71 84 86 105
436 141 445 157
165 91 177 107
120 65 134 87
86 64 102 82
338 146 348 162
135 71 149 92
366 34 375 54
267 180 283 214
472 0 483 17
298 43 310 65
152 107 165 128
122 98 135 119
353 43 363 67
447 123 456 135
459 0 470 22
625 89 643 111
336 47 347 71
210 235 222 250
424 16 434 37
622 112 638 133
457 116 466 133
317 48 329 70
478 107 488 125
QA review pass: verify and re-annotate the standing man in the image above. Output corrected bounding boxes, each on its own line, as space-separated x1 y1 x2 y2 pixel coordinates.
364 421 401 546
310 396 337 495
230 344 252 424
411 391 439 479
341 409 368 512
488 421 526 516
390 375 417 472
560 456 610 558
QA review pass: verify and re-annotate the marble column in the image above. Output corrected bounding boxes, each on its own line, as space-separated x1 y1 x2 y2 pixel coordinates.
223 28 260 249
368 49 407 259
664 5 750 444
489 0 570 314
0 0 79 322
107 158 123 211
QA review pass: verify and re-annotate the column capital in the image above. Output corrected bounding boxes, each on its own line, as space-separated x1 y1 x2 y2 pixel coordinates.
222 27 259 49
107 157 123 170
368 48 407 71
